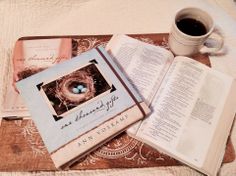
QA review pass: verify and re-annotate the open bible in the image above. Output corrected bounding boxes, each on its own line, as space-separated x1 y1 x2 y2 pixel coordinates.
106 34 236 176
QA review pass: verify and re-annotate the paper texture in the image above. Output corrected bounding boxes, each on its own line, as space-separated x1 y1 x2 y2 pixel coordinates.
137 57 233 167
106 34 174 105
106 34 236 176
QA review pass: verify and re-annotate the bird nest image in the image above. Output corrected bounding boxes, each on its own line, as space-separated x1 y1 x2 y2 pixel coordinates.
42 63 111 118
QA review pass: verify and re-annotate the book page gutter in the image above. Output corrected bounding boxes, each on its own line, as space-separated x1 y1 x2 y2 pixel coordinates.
137 58 231 167
106 35 174 106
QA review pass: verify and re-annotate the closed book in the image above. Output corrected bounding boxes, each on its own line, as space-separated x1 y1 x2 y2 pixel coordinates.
16 46 149 168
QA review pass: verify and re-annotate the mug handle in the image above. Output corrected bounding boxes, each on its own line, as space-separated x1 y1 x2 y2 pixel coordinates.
200 29 224 54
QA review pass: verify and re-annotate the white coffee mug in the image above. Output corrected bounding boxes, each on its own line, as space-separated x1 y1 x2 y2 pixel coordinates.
168 7 223 56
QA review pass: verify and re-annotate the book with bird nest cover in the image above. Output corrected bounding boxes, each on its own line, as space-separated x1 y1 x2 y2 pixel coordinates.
16 46 150 169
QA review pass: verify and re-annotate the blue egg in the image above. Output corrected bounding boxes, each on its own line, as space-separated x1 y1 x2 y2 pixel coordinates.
72 87 79 94
77 85 84 90
81 87 87 93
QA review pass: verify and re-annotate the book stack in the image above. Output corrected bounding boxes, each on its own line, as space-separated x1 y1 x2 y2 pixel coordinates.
1 34 236 176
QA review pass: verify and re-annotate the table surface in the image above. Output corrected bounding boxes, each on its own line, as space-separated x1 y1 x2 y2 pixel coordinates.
0 0 236 176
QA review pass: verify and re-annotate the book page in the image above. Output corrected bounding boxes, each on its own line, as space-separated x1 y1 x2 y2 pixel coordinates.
106 34 174 105
137 56 234 167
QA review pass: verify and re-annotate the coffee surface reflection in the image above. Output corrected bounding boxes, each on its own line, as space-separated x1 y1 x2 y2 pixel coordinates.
176 18 207 36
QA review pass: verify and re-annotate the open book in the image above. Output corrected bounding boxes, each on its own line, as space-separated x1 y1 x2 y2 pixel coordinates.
16 46 149 168
106 34 236 176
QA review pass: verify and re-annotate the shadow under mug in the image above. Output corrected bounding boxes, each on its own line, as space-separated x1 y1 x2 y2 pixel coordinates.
168 7 223 56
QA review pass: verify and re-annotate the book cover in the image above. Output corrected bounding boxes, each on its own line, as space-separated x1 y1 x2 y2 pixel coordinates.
1 38 72 117
16 46 149 168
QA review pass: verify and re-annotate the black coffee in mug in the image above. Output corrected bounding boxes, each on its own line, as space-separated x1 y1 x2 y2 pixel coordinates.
176 18 207 36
